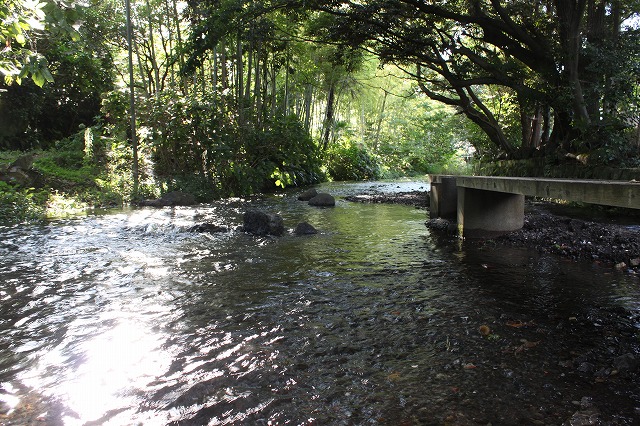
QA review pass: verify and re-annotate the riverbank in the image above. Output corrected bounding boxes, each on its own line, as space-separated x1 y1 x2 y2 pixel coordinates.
484 202 640 274
345 188 640 274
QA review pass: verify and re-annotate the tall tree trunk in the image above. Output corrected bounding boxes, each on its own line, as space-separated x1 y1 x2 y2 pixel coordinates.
322 80 336 151
236 33 244 123
303 83 313 131
145 0 160 93
541 105 552 147
213 45 218 92
245 39 253 105
220 41 228 91
253 42 262 127
555 0 590 126
261 53 269 124
163 0 175 88
171 0 188 95
270 63 277 121
284 48 290 114
373 90 388 151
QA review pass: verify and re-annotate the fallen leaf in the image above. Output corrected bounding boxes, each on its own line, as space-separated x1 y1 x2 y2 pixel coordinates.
478 325 491 336
522 339 541 348
513 339 541 355
506 320 536 328
387 372 401 381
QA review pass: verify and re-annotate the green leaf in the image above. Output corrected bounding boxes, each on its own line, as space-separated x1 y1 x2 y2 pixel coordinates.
31 70 45 87
14 33 25 45
41 67 53 83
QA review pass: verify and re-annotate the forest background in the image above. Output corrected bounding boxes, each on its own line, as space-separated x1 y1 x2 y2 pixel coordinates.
1 0 639 222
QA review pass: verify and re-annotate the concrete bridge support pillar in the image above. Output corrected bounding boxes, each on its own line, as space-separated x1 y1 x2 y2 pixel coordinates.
430 176 458 219
457 187 525 238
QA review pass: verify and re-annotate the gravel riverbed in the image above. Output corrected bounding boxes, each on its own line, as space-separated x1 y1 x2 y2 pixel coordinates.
346 189 640 274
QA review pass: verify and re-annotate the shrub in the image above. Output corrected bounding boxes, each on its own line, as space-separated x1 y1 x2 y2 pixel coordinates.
0 182 46 223
326 141 380 181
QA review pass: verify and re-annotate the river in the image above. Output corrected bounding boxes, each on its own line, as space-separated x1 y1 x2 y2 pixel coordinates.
0 180 638 425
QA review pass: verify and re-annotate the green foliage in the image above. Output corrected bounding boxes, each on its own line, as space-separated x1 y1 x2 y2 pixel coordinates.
138 90 323 199
309 0 640 163
326 140 380 181
380 103 460 174
252 114 324 190
0 0 82 87
0 1 113 150
0 181 46 223
0 0 51 86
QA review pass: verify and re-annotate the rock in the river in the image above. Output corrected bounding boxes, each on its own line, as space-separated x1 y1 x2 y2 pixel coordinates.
0 153 41 187
298 188 318 201
294 222 318 235
189 223 228 233
308 192 335 207
565 408 600 426
243 210 284 236
139 191 197 207
425 218 458 235
613 353 638 374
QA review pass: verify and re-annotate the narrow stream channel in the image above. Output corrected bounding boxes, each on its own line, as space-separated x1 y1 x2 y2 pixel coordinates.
0 181 638 425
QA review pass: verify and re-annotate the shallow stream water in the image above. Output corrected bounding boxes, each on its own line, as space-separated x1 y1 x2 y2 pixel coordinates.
0 180 639 425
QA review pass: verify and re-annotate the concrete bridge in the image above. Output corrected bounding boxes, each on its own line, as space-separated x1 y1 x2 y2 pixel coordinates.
429 175 640 238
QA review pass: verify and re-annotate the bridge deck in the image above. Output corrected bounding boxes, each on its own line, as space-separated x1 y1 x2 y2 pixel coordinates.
452 176 640 210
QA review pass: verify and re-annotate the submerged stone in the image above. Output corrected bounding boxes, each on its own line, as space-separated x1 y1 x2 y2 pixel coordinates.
189 223 228 233
294 222 318 235
298 188 318 201
140 191 196 207
243 210 284 236
308 192 335 207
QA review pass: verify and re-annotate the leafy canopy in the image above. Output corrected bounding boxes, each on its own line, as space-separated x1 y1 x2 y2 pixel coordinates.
0 0 82 87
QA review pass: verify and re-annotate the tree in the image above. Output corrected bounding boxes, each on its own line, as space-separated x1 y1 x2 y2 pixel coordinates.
1 0 83 87
309 0 640 162
0 1 114 149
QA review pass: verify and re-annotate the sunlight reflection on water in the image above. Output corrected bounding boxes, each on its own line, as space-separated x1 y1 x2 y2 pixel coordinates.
0 180 638 425
21 314 172 424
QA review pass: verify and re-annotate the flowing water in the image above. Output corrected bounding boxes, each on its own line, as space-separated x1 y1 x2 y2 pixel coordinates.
0 181 638 425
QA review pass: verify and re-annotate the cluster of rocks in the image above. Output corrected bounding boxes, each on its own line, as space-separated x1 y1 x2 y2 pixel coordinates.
238 188 335 236
238 210 321 236
138 191 197 207
479 210 640 273
344 191 429 207
296 188 336 206
184 187 334 238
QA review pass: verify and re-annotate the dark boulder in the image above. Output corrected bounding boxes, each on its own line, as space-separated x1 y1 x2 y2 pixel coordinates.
298 188 318 201
0 154 42 187
139 191 196 207
189 223 228 233
243 210 284 236
294 222 318 235
308 192 335 207
9 154 36 171
613 353 638 374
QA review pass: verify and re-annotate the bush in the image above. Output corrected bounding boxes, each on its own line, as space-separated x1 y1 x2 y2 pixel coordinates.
137 90 324 198
0 182 46 223
326 141 380 181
